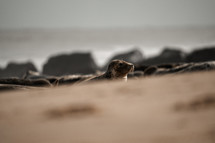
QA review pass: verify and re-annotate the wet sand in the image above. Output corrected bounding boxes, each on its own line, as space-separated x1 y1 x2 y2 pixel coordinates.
0 71 215 143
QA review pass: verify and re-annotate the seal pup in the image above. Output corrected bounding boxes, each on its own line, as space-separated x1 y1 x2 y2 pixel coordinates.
85 59 134 82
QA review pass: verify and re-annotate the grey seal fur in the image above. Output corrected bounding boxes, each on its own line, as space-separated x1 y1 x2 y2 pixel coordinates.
85 59 134 82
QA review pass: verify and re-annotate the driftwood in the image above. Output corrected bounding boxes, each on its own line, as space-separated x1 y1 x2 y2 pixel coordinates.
142 62 215 76
0 78 52 87
0 84 49 91
1 61 215 91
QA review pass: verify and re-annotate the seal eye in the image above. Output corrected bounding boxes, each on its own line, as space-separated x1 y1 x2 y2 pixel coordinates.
118 63 123 67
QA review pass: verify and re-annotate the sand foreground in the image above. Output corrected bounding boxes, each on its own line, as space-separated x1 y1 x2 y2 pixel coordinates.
0 71 215 143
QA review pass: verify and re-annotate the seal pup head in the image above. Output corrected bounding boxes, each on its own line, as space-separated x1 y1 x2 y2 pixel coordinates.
105 59 134 81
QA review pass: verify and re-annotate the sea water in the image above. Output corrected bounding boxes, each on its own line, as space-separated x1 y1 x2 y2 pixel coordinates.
0 27 215 71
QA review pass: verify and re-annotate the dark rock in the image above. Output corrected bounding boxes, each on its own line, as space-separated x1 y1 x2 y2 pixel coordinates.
134 64 181 73
103 49 144 70
156 63 182 69
153 63 192 75
0 68 2 76
55 75 93 86
180 62 215 73
22 70 60 84
134 65 150 72
128 71 144 78
0 62 37 78
42 52 98 76
22 70 93 85
144 66 158 76
186 46 215 62
141 48 186 65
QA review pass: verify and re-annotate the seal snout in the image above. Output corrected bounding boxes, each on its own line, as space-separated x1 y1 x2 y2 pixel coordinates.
128 64 134 72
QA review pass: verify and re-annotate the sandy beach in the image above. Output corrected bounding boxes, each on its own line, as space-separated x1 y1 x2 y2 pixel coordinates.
1 1 215 142
0 71 215 143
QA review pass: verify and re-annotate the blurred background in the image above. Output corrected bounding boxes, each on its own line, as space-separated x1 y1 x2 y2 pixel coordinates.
0 0 215 72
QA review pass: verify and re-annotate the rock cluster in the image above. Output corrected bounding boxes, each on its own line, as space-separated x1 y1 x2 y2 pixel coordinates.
0 46 215 79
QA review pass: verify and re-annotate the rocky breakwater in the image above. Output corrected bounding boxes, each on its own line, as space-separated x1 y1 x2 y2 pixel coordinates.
186 46 215 62
140 47 186 65
0 62 37 78
42 52 98 76
102 49 144 71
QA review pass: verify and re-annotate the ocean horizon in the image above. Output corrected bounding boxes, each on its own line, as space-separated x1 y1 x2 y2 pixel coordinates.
1 27 215 71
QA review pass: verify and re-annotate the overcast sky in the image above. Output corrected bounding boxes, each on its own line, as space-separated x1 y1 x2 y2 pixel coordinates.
0 0 215 29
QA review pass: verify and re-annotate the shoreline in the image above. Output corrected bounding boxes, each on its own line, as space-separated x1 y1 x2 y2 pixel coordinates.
1 27 215 71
